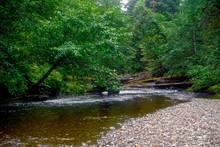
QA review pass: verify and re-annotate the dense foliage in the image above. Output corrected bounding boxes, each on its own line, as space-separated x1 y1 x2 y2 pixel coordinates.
0 0 219 99
128 0 220 91
0 0 132 98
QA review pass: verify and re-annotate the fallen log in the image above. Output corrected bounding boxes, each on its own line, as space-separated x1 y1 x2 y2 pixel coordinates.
127 82 192 89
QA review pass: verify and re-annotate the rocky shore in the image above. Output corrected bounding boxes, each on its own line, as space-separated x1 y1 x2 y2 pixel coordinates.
96 98 220 147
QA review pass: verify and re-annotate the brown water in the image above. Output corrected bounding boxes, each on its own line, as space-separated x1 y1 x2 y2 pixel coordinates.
0 88 191 146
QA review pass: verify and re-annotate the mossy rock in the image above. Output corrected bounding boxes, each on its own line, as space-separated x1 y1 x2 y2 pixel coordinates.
207 94 220 99
208 84 220 94
207 84 220 99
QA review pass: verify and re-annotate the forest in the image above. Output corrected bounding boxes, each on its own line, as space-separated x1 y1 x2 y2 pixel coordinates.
0 0 220 100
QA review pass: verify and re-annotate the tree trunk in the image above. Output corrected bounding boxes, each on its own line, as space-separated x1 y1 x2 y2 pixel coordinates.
192 28 197 54
26 57 64 95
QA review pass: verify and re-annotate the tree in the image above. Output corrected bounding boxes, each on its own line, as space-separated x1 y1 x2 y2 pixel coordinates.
127 0 219 90
163 0 220 90
127 0 180 75
0 0 133 97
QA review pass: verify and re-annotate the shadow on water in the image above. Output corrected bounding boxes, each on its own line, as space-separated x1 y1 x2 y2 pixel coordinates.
0 88 192 146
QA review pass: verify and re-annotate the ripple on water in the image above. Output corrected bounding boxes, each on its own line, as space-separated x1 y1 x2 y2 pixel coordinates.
4 88 195 107
0 88 201 146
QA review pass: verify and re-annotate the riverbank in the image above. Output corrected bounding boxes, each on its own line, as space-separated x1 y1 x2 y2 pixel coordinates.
97 98 220 146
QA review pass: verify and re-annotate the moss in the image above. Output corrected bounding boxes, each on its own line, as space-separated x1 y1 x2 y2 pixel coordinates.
186 87 193 92
206 84 220 99
208 84 220 94
207 94 220 99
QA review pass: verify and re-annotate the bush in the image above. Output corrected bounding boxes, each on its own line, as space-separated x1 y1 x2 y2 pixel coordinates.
93 67 121 93
62 75 94 94
187 64 220 91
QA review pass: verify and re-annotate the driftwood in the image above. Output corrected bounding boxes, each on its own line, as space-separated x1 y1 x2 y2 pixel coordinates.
124 75 192 89
127 82 192 89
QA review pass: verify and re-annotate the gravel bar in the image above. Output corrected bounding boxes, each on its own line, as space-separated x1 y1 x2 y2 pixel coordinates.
96 98 220 147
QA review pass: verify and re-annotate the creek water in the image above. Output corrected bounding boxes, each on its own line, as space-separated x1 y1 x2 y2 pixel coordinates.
0 88 202 146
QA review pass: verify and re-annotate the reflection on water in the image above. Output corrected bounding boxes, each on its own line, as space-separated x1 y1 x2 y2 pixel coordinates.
0 88 188 146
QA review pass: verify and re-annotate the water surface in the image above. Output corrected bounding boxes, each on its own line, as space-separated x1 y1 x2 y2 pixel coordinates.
0 88 194 146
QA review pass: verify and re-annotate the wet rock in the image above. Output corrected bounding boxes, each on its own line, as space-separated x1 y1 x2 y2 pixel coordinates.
110 127 115 130
101 91 108 96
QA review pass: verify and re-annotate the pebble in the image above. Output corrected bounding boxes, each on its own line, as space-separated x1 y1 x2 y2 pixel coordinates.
96 99 220 146
109 127 115 130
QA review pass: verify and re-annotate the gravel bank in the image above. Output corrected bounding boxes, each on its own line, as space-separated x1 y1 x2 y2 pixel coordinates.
97 98 220 147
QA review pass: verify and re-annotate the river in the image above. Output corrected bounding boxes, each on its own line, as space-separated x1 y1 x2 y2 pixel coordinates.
0 88 206 146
